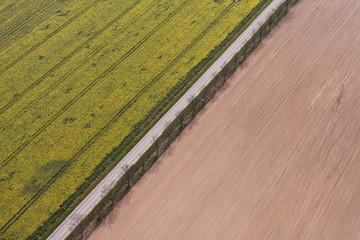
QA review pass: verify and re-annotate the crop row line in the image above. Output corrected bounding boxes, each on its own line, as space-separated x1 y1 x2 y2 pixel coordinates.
0 1 17 16
0 0 182 169
0 2 232 234
0 0 143 118
0 0 47 28
0 0 58 42
0 0 104 76
0 0 190 170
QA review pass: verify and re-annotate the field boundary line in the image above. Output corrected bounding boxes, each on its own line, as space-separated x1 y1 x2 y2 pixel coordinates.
47 0 286 239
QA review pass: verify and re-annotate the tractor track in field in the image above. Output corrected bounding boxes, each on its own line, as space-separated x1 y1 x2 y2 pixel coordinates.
0 0 143 119
0 0 107 76
0 0 60 41
0 0 193 169
0 1 17 16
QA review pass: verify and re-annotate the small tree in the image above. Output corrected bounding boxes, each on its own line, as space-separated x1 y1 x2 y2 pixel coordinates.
242 43 249 62
234 52 239 68
285 0 290 12
176 111 185 130
121 164 131 190
165 120 177 145
187 95 197 118
95 207 102 226
268 15 273 32
258 23 263 43
252 29 257 50
152 135 159 157
277 7 282 22
101 180 116 208
200 85 207 107
212 73 219 93
140 155 146 175
70 213 84 239
222 62 229 84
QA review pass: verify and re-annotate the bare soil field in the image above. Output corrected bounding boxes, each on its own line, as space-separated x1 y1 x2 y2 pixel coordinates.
90 0 360 239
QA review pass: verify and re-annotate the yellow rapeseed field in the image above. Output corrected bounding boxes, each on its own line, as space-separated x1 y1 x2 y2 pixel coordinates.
0 0 261 238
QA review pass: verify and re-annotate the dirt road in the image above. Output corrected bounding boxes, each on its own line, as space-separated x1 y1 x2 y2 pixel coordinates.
90 0 360 239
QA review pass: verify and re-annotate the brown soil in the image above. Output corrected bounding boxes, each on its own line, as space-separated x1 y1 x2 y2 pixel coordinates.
90 0 360 239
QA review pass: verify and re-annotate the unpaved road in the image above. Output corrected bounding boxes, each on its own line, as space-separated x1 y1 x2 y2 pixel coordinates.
90 0 360 239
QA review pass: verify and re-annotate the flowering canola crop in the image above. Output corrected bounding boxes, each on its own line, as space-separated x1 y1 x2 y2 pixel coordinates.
0 0 260 238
